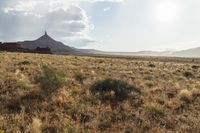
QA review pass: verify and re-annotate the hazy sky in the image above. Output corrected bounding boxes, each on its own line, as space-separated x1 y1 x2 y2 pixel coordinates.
0 0 200 52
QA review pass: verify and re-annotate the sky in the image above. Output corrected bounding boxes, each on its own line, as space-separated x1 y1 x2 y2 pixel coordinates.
0 0 200 52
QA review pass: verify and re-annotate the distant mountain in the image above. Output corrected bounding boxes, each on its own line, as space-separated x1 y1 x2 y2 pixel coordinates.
19 32 78 53
172 47 200 57
77 49 104 54
103 51 173 56
74 48 200 57
3 32 200 57
94 48 200 58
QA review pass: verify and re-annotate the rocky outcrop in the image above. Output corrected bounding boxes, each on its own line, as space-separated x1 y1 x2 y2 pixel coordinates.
0 42 29 52
0 42 53 54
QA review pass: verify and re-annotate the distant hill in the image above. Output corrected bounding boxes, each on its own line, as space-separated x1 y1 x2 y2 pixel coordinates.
19 32 78 53
94 48 200 58
172 47 200 57
100 51 173 56
2 32 200 57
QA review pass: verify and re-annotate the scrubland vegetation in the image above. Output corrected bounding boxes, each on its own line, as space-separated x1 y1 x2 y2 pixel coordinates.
0 52 200 133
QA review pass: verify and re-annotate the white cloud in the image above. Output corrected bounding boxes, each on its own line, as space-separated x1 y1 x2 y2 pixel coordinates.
103 7 111 12
2 0 124 13
0 1 93 46
0 0 124 46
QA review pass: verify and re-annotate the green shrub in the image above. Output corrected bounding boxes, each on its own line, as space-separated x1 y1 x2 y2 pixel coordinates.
148 64 156 68
90 78 140 101
18 60 31 66
0 130 5 133
183 71 194 78
192 65 200 69
36 65 65 94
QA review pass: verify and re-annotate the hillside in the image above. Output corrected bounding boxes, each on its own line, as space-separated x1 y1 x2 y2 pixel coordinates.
100 51 173 57
19 32 78 53
99 47 200 57
172 47 200 57
87 48 200 58
0 52 200 133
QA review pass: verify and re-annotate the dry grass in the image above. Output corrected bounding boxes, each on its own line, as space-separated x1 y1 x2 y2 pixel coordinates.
191 88 200 97
178 89 192 102
32 118 42 133
0 52 200 133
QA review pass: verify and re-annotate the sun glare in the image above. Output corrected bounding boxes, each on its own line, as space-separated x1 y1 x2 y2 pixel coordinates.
155 1 179 23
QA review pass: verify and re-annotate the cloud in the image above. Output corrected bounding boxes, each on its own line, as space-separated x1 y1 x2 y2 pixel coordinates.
44 6 94 41
64 35 97 47
1 0 124 13
0 10 43 40
0 0 124 46
0 0 104 47
103 7 111 11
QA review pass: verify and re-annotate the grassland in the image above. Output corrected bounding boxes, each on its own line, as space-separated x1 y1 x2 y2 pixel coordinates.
0 52 200 133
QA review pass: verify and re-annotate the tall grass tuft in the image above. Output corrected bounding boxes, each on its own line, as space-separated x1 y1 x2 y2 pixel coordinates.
32 118 42 133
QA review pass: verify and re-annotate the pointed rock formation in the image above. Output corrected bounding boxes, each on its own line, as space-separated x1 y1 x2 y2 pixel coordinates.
19 32 77 53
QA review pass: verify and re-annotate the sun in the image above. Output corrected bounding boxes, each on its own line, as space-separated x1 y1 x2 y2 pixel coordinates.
155 1 179 23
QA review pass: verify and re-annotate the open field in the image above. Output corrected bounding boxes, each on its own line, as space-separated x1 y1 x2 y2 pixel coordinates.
0 52 200 133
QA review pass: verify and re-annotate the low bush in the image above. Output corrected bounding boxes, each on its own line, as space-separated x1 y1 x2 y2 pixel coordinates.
90 78 140 101
192 65 200 69
148 64 156 68
183 71 194 78
18 60 31 66
36 65 66 94
74 73 87 84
